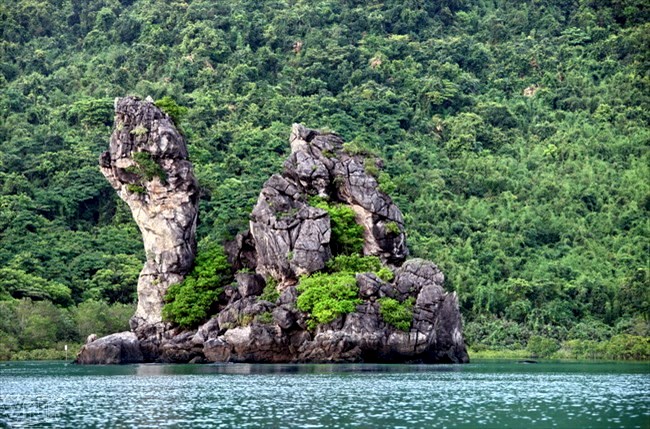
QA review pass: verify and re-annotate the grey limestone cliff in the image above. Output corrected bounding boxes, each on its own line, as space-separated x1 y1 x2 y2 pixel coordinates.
98 96 199 329
248 124 408 285
76 115 468 365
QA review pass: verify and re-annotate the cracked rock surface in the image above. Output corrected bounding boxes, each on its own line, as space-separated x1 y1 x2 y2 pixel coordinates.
101 97 199 327
77 97 198 364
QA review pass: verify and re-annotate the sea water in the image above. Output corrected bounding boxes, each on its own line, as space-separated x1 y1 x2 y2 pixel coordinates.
0 360 648 428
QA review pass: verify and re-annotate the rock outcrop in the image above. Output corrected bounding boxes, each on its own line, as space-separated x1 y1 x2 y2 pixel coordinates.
247 124 408 285
197 257 467 363
213 125 467 363
75 332 143 365
77 96 199 364
99 96 199 327
77 118 468 365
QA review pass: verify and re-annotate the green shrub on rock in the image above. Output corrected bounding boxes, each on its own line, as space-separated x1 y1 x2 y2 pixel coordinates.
259 278 280 303
131 151 167 183
296 272 361 330
163 243 232 328
155 96 188 128
326 254 394 281
379 297 414 331
310 198 364 256
326 254 380 273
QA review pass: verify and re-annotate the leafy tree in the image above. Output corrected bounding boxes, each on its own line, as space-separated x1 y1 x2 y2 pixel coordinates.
0 268 72 306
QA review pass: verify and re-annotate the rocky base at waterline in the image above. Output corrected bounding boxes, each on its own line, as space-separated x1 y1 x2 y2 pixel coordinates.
76 121 469 365
78 258 467 364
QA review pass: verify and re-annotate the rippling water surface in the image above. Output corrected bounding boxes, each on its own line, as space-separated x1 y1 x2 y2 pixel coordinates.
1 360 648 428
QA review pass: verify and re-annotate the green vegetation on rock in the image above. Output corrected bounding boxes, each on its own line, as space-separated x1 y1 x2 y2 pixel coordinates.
379 297 415 331
310 198 365 256
259 278 280 303
256 311 274 325
162 242 232 328
296 272 361 330
130 151 167 183
326 254 393 282
155 96 188 128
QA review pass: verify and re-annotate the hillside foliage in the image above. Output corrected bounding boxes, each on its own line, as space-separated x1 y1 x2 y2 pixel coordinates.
0 0 648 358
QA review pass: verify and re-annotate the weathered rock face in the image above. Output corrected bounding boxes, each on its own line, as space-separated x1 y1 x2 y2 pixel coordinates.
285 124 408 264
249 174 331 283
248 124 408 285
196 258 467 363
99 97 199 327
75 332 143 365
78 122 468 365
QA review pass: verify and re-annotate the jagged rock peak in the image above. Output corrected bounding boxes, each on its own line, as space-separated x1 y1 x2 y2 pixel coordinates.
245 123 408 285
98 96 199 327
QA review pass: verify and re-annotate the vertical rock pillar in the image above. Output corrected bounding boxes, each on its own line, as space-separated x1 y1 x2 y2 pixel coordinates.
99 97 199 331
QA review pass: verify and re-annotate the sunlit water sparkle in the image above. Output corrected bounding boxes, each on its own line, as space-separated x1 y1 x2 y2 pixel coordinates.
1 360 648 428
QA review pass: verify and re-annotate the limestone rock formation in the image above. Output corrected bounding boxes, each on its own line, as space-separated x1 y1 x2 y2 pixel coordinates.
210 125 466 363
75 332 143 365
247 124 408 285
78 96 198 364
98 96 199 328
286 124 408 263
196 257 467 363
77 121 468 364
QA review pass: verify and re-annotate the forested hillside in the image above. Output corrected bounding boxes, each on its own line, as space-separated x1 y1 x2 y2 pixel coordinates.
1 0 648 359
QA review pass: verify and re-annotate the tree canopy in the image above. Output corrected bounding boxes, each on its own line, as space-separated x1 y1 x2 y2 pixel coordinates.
0 0 648 358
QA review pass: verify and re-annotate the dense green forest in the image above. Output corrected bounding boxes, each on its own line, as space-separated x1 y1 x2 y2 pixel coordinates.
0 0 648 360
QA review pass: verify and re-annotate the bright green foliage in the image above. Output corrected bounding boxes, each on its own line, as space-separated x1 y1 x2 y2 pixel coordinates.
379 297 415 331
259 278 280 303
131 151 167 183
130 125 148 137
126 184 146 194
0 298 132 360
67 98 113 127
326 254 381 274
74 300 133 338
376 267 394 282
311 199 364 256
527 335 560 358
559 335 650 361
385 221 400 235
155 96 188 128
297 273 361 330
162 242 232 328
79 254 140 304
0 268 72 306
238 314 254 326
256 311 273 324
326 254 394 281
464 314 533 350
363 158 380 177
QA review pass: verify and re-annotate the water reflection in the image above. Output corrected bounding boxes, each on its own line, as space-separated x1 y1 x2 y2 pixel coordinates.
131 362 467 377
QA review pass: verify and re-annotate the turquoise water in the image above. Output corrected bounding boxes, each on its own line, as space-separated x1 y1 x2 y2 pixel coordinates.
0 360 648 428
